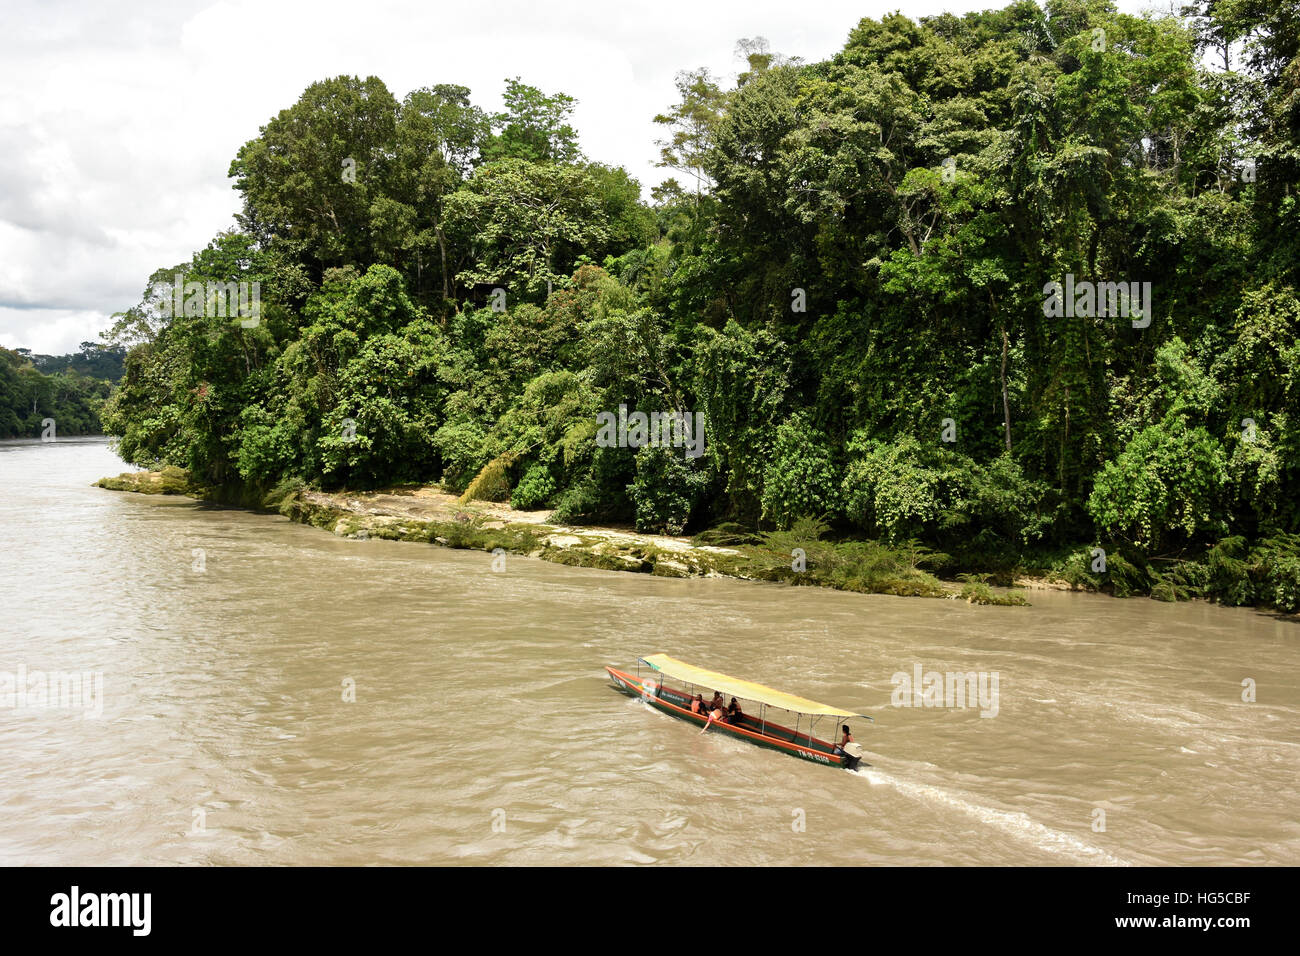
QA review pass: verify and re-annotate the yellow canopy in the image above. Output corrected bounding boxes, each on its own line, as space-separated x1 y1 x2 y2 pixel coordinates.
640 654 870 720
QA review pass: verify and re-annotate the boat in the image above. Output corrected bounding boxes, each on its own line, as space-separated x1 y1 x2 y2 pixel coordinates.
606 654 873 770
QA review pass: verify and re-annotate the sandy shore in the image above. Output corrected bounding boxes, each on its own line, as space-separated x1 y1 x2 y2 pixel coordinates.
96 470 751 579
95 470 1049 603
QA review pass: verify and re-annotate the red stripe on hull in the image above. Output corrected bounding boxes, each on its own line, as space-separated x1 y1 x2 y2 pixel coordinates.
606 666 852 769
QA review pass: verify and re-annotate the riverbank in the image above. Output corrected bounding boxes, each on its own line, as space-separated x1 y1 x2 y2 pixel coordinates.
93 469 1033 605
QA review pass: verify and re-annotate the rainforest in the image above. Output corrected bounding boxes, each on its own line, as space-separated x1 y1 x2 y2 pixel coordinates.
99 0 1300 610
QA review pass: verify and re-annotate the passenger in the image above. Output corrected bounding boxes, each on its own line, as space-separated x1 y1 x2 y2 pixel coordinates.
832 724 853 756
727 698 743 725
689 694 706 716
700 702 728 733
709 691 725 713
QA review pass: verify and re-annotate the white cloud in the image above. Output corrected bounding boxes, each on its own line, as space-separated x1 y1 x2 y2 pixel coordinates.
0 307 108 355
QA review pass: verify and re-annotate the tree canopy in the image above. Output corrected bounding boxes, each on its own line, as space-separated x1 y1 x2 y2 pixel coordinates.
99 1 1300 610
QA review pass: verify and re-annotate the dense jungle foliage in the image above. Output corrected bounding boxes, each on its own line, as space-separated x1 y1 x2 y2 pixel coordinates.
100 1 1300 609
0 343 120 437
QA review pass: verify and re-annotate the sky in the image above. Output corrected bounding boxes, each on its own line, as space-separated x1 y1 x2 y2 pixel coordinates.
0 0 1164 355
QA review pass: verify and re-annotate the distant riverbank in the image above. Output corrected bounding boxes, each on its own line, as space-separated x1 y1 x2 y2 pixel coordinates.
93 468 1035 605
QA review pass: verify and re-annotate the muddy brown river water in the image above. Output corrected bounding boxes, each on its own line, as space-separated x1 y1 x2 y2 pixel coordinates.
1 439 1296 865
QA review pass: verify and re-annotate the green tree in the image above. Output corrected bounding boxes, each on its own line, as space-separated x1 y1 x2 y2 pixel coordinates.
654 68 725 204
230 76 399 272
483 78 581 164
445 159 610 298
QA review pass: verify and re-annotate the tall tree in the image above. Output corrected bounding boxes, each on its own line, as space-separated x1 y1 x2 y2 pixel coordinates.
653 68 725 202
229 76 399 274
482 78 581 164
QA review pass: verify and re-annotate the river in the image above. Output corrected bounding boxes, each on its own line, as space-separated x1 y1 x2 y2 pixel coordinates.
1 438 1296 865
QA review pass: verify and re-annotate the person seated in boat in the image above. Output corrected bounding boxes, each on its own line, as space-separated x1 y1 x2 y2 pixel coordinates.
832 724 853 755
726 698 743 725
709 691 725 713
689 694 706 716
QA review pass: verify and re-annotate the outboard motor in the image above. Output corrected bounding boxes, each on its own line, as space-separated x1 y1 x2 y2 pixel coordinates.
841 742 865 770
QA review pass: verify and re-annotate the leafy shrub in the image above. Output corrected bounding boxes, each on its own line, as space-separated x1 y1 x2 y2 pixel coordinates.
1148 561 1209 603
159 466 192 494
550 447 635 525
1087 420 1227 550
955 454 1054 546
1050 546 1151 596
841 434 943 541
461 451 516 503
1206 536 1254 605
1210 533 1300 612
550 478 603 524
1256 535 1300 613
840 436 1051 547
1088 340 1228 550
511 463 556 510
956 574 1029 606
1056 547 1105 590
262 476 306 514
629 444 709 535
1105 550 1153 598
756 519 947 597
760 412 840 529
433 418 490 492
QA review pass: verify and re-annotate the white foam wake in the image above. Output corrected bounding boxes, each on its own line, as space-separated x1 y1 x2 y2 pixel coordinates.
854 768 1130 866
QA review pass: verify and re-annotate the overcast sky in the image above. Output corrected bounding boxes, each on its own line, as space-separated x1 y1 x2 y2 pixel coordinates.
1 0 1161 355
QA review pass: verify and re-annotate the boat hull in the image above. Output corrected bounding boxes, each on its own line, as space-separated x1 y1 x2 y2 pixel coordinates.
606 665 859 770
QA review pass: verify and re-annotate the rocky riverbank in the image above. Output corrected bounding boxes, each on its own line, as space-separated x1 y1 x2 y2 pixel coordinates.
93 469 1032 603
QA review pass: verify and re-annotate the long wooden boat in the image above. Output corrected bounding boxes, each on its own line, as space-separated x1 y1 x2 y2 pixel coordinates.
606 654 872 770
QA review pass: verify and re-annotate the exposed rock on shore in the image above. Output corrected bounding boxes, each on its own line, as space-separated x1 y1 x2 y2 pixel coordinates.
94 470 1029 603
